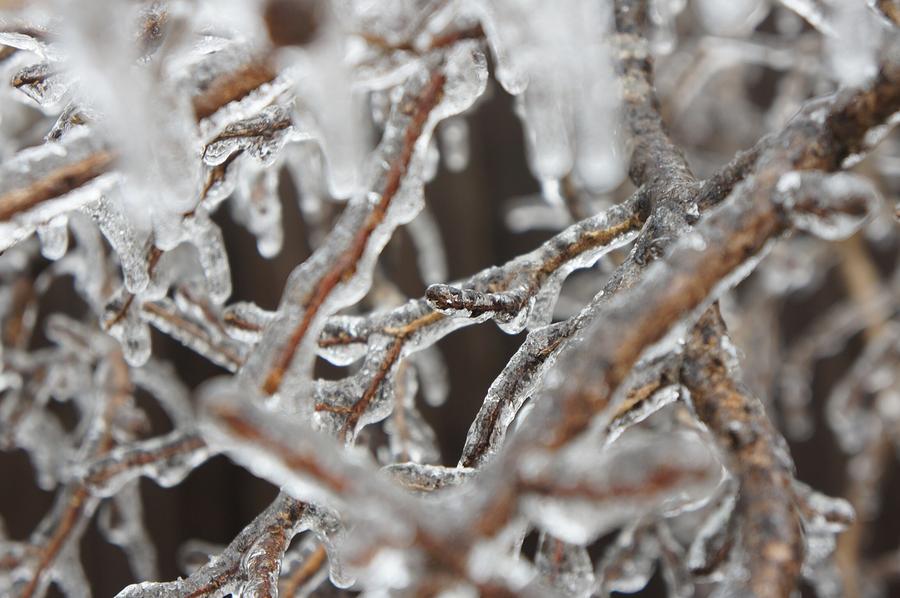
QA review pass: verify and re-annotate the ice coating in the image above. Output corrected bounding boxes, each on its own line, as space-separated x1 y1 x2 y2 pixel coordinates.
0 0 899 596
80 431 211 497
239 42 487 407
10 61 72 109
382 462 475 494
775 170 880 241
141 294 248 372
114 493 354 598
203 104 296 167
307 192 644 447
427 193 645 336
518 430 722 545
0 128 117 253
458 186 775 469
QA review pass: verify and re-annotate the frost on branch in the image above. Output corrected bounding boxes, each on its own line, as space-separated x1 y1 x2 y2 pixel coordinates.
1 0 900 597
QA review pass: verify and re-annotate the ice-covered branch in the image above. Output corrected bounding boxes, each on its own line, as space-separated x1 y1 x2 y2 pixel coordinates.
681 306 803 597
457 54 897 545
459 0 772 468
118 494 313 598
243 43 487 403
2 349 133 598
2 1 900 596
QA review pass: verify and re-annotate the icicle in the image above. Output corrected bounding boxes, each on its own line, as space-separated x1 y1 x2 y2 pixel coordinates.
693 0 768 35
439 116 470 172
648 0 688 54
794 480 855 598
466 516 536 591
573 82 625 194
295 504 354 589
504 194 572 233
180 213 232 303
410 346 449 407
535 533 595 598
36 215 69 260
825 0 884 87
285 142 333 248
517 86 573 184
84 194 152 295
97 482 159 582
279 534 329 597
686 489 738 580
384 403 441 465
596 524 658 596
232 161 284 259
56 212 109 310
102 290 153 367
286 10 369 199
405 206 448 285
779 0 837 36
475 0 623 188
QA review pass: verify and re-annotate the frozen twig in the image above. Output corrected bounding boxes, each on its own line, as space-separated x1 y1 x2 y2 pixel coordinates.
2 1 900 596
682 306 803 597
